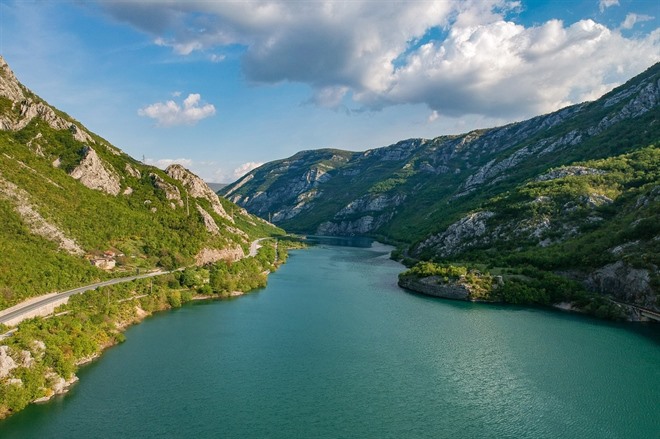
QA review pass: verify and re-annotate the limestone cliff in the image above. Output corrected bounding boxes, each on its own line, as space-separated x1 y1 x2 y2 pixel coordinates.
166 164 233 222
69 147 121 196
0 56 93 143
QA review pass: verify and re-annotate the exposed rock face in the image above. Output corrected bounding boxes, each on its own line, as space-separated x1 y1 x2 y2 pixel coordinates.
317 216 379 235
125 163 141 178
223 173 253 198
196 205 220 235
0 56 93 143
0 56 24 102
166 164 233 222
0 171 84 255
417 211 495 257
224 70 653 229
271 189 320 222
150 173 183 207
398 276 471 300
587 261 656 310
0 346 17 379
69 147 121 196
457 76 658 196
336 193 406 216
194 246 245 265
33 372 79 403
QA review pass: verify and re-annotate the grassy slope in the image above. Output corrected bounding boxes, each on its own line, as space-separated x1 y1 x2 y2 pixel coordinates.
0 111 282 309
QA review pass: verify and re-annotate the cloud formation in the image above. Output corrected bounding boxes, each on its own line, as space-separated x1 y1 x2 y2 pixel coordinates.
233 162 264 179
111 1 659 120
138 93 215 126
599 0 620 13
621 13 654 30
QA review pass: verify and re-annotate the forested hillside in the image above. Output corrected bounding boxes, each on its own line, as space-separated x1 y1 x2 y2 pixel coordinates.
222 63 659 317
0 55 281 309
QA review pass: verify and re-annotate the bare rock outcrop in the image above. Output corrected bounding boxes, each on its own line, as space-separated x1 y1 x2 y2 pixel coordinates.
69 147 121 196
316 213 395 236
0 346 17 379
335 193 406 217
150 173 183 207
417 211 495 257
125 163 141 178
587 261 656 310
0 56 25 102
195 246 245 265
398 276 471 300
196 205 220 235
0 56 93 143
166 164 233 222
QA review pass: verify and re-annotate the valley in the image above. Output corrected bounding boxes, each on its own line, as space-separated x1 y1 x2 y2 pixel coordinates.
222 63 660 320
0 54 657 424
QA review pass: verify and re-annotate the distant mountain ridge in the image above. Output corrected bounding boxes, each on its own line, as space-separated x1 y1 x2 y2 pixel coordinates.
0 55 279 309
206 182 228 193
221 63 659 317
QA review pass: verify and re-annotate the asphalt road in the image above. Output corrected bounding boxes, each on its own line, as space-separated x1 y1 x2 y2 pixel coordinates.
0 270 166 326
0 238 268 328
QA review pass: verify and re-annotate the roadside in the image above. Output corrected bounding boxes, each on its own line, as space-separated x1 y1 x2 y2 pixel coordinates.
0 238 269 331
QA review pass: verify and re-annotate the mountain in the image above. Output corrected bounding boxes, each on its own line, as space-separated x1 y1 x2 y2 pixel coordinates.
221 63 659 317
206 182 228 193
0 55 280 310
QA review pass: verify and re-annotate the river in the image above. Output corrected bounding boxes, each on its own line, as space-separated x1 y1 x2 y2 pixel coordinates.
1 240 659 438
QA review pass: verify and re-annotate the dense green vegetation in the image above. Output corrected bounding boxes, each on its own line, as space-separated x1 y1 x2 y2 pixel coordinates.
0 116 282 308
443 145 659 278
400 261 624 319
397 143 658 315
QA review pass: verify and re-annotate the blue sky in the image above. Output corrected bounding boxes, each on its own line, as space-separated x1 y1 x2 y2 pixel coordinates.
1 0 658 182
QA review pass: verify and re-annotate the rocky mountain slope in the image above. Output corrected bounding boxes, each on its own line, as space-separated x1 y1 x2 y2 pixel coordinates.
0 55 280 310
222 63 659 316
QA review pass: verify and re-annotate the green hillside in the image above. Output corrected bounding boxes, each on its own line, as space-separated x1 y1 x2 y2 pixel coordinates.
221 63 659 317
0 56 282 309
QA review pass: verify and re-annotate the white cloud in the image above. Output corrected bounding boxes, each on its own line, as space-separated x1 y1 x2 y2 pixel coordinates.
109 1 659 120
599 0 619 13
145 157 193 169
233 162 263 179
307 86 350 109
384 19 660 117
428 110 440 123
620 13 654 30
138 93 216 126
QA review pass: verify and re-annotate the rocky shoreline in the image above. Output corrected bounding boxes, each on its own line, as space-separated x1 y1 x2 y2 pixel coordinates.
397 276 496 302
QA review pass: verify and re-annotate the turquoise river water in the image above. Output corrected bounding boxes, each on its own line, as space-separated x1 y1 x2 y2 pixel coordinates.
1 239 659 438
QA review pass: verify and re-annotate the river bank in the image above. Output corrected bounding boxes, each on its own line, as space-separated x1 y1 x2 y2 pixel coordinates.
0 240 289 419
396 258 660 323
2 242 658 439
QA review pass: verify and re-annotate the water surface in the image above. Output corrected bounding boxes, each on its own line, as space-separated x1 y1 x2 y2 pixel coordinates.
2 242 658 438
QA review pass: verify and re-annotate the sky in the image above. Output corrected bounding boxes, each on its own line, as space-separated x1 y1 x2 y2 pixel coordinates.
0 0 658 183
